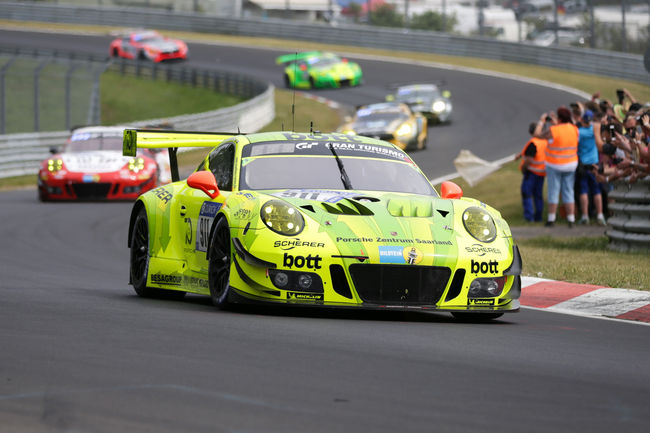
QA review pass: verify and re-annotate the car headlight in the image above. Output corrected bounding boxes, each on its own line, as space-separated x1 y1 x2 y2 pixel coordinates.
128 157 145 173
432 100 446 113
395 122 414 138
47 159 63 172
462 207 497 242
342 130 357 135
260 200 304 236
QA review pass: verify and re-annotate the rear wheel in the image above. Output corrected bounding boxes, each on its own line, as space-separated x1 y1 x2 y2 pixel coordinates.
451 312 504 322
130 207 185 300
284 74 292 88
208 217 232 309
309 76 316 89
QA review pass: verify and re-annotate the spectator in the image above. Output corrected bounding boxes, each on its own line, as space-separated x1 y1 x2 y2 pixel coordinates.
576 110 606 225
515 122 546 222
535 107 579 227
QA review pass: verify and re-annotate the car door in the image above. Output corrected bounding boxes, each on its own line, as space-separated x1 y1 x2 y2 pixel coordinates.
177 142 235 278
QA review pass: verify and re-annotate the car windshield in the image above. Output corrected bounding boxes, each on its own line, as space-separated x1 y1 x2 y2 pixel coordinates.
239 156 436 196
307 55 341 69
396 88 440 101
65 134 123 152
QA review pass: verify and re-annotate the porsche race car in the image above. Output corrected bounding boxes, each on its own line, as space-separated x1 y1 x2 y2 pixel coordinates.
339 102 428 151
110 30 188 62
387 84 452 124
123 129 521 320
276 51 362 89
38 126 171 201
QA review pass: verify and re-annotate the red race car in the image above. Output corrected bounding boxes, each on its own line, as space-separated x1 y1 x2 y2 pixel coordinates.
38 126 171 201
109 30 188 62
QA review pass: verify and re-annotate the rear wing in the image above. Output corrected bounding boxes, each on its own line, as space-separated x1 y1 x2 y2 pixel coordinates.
275 51 322 65
123 129 234 182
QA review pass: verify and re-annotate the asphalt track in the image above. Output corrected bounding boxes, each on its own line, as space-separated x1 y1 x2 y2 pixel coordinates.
1 29 649 433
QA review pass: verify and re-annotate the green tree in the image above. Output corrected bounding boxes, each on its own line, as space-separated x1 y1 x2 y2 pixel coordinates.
409 10 457 32
369 4 403 28
345 1 362 23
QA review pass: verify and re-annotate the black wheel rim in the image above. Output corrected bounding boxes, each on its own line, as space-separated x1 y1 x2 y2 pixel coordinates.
209 221 230 299
131 215 148 284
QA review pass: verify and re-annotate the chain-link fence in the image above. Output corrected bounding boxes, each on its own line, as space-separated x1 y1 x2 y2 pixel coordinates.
0 49 107 134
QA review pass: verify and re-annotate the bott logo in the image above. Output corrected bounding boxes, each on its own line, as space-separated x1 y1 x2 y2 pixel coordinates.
471 259 498 274
283 253 323 269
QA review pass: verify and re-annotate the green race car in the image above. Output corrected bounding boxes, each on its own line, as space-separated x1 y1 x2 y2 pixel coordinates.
276 51 362 89
124 130 521 320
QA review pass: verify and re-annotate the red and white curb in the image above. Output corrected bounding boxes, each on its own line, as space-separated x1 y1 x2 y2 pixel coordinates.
521 277 650 325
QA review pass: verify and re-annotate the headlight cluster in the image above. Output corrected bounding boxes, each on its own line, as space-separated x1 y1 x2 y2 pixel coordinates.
47 159 63 172
462 207 497 242
128 157 145 173
469 277 506 298
395 122 415 138
432 100 447 113
260 200 304 236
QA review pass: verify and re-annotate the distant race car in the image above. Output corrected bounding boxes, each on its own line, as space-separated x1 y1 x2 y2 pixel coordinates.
110 30 188 62
38 126 171 201
339 102 428 151
276 51 362 89
122 129 521 320
387 84 453 124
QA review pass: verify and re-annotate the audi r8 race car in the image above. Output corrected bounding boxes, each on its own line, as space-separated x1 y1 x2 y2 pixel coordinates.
38 126 171 201
276 51 362 89
110 30 188 62
123 129 521 320
387 84 453 124
338 102 428 151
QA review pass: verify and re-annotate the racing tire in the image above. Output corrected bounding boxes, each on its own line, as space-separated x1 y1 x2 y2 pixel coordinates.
451 312 504 322
208 216 232 309
309 76 316 89
111 48 119 57
284 74 292 89
130 207 185 300
138 50 147 61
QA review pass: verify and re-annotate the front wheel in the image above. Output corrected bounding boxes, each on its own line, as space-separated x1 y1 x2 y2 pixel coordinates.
208 217 232 309
130 207 185 300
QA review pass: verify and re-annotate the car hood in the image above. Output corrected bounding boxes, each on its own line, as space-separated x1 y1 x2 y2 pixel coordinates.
227 189 512 267
60 151 134 173
350 117 405 134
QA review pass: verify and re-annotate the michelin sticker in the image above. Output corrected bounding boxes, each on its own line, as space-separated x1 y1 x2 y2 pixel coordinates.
196 201 222 252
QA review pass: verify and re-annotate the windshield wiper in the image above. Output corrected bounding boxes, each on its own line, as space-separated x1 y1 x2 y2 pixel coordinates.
327 142 353 190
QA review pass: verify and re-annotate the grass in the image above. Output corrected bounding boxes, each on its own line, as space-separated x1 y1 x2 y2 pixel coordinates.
516 237 649 291
100 72 244 125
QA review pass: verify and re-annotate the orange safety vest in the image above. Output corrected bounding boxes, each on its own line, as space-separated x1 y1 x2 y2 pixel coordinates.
546 123 579 166
519 137 547 176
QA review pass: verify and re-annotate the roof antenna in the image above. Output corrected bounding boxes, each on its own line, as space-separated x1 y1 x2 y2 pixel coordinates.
291 52 297 132
281 122 284 131
310 121 313 134
237 126 241 134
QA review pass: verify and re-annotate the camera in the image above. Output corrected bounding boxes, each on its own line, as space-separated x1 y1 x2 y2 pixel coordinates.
616 89 625 104
545 116 552 122
612 157 624 165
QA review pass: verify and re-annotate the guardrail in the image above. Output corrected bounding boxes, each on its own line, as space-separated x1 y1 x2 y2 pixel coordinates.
0 2 647 84
0 55 275 179
606 178 650 251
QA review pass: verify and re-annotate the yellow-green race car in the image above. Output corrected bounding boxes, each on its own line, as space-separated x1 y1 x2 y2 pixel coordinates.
124 130 521 320
276 51 362 89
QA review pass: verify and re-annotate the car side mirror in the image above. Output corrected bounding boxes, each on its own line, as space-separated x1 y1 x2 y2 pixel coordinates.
187 171 220 199
440 181 463 199
386 94 395 102
442 90 451 98
49 146 59 154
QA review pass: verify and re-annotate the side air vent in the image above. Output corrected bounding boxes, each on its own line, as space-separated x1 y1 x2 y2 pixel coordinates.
301 205 315 213
444 269 466 302
330 264 353 299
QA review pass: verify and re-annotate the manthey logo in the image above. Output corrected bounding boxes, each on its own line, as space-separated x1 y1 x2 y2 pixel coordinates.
378 246 423 265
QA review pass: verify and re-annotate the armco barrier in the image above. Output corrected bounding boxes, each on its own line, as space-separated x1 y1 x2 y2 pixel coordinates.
606 178 650 252
0 2 647 84
0 55 275 179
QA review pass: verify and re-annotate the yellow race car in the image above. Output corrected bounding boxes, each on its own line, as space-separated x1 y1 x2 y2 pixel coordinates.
339 102 428 151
